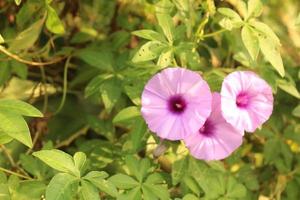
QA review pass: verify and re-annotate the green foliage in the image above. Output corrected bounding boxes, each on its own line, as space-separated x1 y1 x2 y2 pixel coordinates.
0 0 299 199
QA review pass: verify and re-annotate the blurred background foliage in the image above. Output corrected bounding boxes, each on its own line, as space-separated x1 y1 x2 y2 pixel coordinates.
0 0 299 199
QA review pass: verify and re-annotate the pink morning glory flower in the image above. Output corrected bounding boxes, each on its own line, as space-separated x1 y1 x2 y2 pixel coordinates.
184 93 243 161
221 71 273 132
141 67 212 140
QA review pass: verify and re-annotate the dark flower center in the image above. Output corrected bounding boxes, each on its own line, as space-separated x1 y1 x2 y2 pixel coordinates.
236 92 250 108
168 95 187 114
199 120 214 136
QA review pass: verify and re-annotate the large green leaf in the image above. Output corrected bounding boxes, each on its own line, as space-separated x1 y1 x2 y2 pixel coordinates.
130 117 147 152
100 78 122 113
33 150 79 176
46 173 79 200
0 112 32 147
79 180 100 200
156 13 175 44
113 106 141 124
0 99 43 117
132 30 166 43
108 174 139 189
132 41 167 63
76 49 113 71
277 79 300 99
9 19 44 51
258 36 284 77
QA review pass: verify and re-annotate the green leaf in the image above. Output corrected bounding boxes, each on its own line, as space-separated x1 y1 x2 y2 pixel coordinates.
9 19 44 51
119 187 142 200
11 60 28 79
73 152 87 174
241 26 259 60
0 112 32 148
143 183 170 200
258 36 284 77
296 13 300 26
0 61 11 86
250 21 281 46
247 0 263 19
145 173 165 184
156 13 175 43
218 8 242 21
15 0 22 5
46 5 65 34
46 173 79 200
132 41 166 63
79 180 100 200
277 80 300 99
132 30 166 43
142 185 158 200
0 132 13 145
84 74 112 98
225 177 247 198
84 171 118 197
100 78 122 113
113 106 141 124
108 174 139 189
0 34 4 44
172 157 188 185
183 194 199 200
130 117 147 152
76 49 113 71
264 138 281 163
292 104 300 118
0 99 43 117
157 48 173 68
33 150 79 176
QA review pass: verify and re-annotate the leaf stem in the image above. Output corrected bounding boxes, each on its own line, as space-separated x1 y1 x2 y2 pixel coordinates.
53 56 72 115
0 46 65 66
55 126 89 148
0 166 32 180
202 29 227 38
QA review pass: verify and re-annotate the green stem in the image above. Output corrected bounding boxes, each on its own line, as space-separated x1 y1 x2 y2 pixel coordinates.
202 29 227 38
53 56 72 115
0 167 32 180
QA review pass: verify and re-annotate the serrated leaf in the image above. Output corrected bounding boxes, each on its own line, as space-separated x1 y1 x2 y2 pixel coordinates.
113 106 140 123
241 26 259 60
46 173 79 200
277 80 300 99
258 36 284 77
9 19 44 51
132 30 166 43
108 174 139 189
0 99 43 117
247 0 263 19
0 112 32 148
156 13 175 43
33 150 79 176
132 41 166 63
